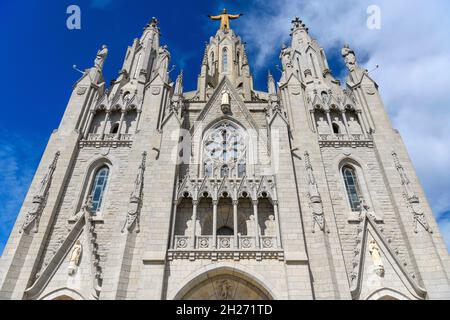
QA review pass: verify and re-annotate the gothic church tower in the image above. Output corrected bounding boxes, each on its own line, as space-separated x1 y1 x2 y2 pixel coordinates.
1 14 449 300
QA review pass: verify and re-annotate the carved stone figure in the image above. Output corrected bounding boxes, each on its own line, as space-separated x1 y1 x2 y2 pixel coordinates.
368 239 385 277
280 44 293 71
341 44 356 70
155 45 170 79
68 240 82 275
316 117 330 134
215 279 235 299
94 45 108 70
264 215 276 236
347 116 362 134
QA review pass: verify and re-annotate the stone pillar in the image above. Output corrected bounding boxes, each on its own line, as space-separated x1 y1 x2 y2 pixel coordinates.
212 200 218 249
191 200 198 248
233 200 238 249
100 110 110 138
169 201 178 249
273 200 282 248
253 199 260 248
116 110 126 139
356 110 368 138
83 110 95 139
341 110 350 138
325 111 333 136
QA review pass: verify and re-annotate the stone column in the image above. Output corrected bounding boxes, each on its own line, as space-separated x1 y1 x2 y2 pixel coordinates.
169 201 178 249
135 110 142 133
191 200 198 249
116 109 126 139
83 110 95 139
341 110 350 138
273 200 282 249
100 110 110 138
212 200 218 249
233 200 238 249
356 110 368 138
325 111 333 136
253 199 260 248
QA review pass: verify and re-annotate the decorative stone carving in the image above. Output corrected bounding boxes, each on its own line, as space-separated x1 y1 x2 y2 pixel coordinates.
21 151 60 233
392 152 431 233
215 279 235 300
122 152 147 233
280 44 293 72
68 240 82 275
264 215 277 236
368 238 385 277
77 86 87 95
304 151 328 233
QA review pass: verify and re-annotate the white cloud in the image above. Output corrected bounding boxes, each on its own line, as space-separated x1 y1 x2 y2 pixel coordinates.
236 0 450 248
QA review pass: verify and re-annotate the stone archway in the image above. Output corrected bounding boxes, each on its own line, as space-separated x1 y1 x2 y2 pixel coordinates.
172 265 276 300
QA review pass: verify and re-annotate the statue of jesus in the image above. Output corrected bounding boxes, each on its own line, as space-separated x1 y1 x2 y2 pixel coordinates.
208 9 243 31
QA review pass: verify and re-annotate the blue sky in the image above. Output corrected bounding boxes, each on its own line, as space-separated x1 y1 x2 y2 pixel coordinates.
1 0 449 254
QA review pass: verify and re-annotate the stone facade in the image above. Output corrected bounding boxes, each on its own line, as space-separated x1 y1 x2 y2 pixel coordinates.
1 16 449 300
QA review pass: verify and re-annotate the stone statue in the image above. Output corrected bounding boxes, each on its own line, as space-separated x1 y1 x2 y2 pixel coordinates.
341 44 356 70
368 239 385 277
264 215 276 236
208 9 243 31
68 240 82 275
280 44 293 71
215 279 235 300
316 117 331 134
94 45 108 70
347 116 362 134
155 45 170 79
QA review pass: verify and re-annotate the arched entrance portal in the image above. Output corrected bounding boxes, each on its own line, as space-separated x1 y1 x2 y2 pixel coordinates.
173 266 275 300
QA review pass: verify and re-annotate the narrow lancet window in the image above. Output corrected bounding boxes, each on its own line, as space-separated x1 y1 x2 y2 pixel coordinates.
90 166 109 213
222 48 228 72
342 165 362 211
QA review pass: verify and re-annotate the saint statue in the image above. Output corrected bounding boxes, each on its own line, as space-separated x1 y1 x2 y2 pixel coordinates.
341 44 356 70
316 117 331 134
264 215 277 236
208 9 243 31
368 239 385 276
68 240 82 275
347 116 362 134
94 45 108 70
155 45 170 79
280 44 293 71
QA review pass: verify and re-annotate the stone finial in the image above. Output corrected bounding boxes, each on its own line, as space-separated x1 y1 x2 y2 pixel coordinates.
291 17 308 33
267 71 276 95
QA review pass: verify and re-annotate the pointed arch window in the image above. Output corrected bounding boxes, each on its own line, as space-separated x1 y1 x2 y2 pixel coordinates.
342 165 362 211
222 48 228 72
90 166 109 213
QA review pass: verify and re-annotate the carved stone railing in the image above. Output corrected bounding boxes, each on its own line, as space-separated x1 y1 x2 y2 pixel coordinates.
260 236 277 249
168 234 284 261
79 133 133 148
217 236 234 249
238 236 256 249
318 133 373 148
174 235 190 249
196 235 213 249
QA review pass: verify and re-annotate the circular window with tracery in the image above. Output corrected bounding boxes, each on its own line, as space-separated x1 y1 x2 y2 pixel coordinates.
203 122 247 178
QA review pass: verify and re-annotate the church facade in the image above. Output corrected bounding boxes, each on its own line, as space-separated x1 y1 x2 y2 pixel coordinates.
1 14 449 300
